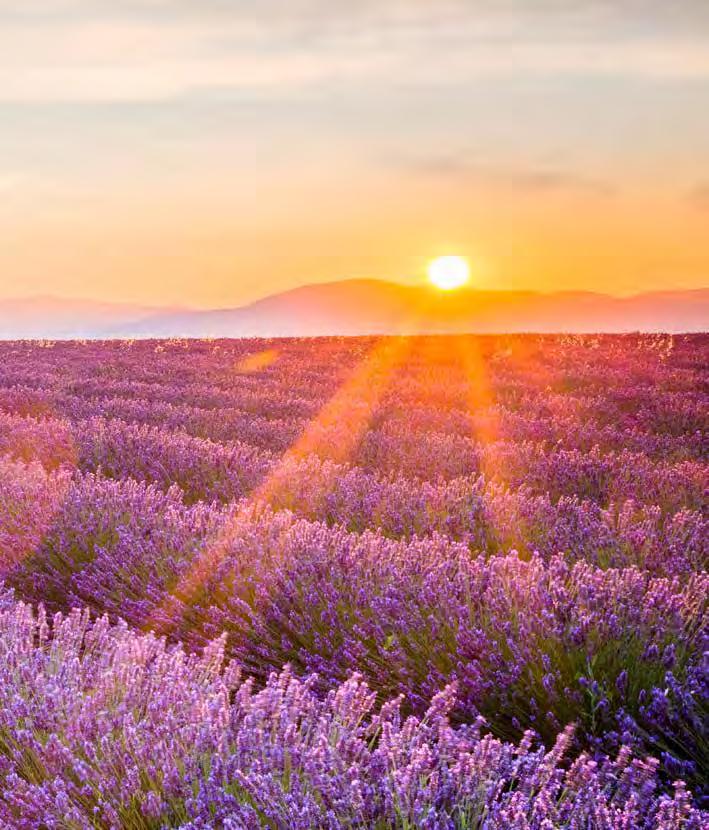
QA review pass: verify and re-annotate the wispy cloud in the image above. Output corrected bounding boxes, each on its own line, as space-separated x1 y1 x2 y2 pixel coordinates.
1 2 708 103
0 173 24 193
687 181 709 209
396 153 616 196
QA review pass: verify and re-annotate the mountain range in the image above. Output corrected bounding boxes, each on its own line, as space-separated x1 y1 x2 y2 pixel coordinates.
1 282 707 339
0 296 180 339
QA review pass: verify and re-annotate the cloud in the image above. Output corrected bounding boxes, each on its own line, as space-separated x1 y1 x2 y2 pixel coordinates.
4 1 709 31
397 153 616 196
0 173 24 193
1 2 709 103
687 182 709 209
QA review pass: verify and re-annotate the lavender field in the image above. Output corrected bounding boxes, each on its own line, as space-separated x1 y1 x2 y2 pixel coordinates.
0 334 706 829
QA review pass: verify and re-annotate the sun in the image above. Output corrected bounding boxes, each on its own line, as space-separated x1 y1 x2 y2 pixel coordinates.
427 255 470 290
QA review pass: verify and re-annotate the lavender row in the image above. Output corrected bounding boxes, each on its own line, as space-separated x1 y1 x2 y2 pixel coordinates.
0 411 705 522
2 468 706 787
42 386 709 461
0 440 704 580
0 337 705 441
0 590 705 828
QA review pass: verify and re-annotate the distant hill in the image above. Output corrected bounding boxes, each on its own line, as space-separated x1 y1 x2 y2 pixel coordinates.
117 281 709 337
2 282 708 338
0 296 179 339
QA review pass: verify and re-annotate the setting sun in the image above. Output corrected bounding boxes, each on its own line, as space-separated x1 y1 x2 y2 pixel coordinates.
427 256 471 291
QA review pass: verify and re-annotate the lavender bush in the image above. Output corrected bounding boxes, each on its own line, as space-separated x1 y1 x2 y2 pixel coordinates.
0 334 705 826
0 590 705 829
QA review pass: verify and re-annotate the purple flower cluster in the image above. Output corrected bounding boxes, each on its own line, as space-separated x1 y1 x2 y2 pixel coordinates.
0 333 706 826
0 591 704 829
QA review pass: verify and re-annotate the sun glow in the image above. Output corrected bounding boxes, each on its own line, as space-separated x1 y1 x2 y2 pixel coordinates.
427 256 470 291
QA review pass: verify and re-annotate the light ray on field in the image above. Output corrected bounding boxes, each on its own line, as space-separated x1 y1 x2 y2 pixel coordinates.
145 335 412 635
0 455 73 573
234 348 279 374
143 286 509 635
0 389 78 572
455 335 510 555
457 335 500 463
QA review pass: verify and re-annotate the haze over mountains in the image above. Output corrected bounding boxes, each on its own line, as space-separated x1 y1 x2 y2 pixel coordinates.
1 281 707 339
0 296 180 340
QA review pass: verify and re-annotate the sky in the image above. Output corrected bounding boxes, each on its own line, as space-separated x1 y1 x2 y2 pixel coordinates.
1 0 708 309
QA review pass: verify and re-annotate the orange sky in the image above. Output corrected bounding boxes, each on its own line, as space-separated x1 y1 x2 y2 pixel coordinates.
1 2 708 308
